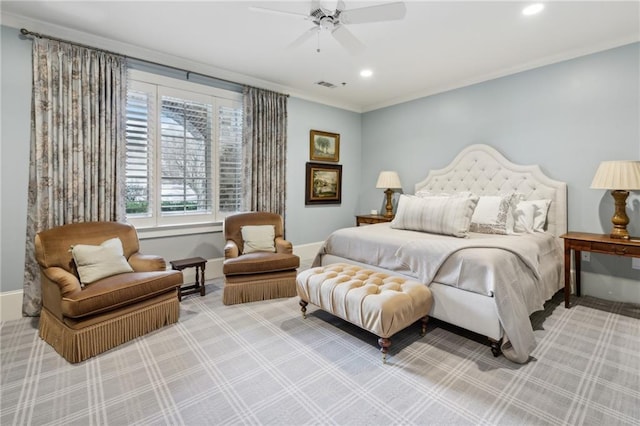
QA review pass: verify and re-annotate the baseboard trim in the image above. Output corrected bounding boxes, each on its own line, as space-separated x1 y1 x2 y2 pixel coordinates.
294 241 323 264
1 290 24 322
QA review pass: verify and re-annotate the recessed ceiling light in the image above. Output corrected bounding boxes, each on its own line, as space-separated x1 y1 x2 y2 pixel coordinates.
522 3 544 16
360 69 373 78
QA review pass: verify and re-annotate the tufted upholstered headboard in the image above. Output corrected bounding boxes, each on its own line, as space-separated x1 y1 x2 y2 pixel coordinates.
414 144 567 238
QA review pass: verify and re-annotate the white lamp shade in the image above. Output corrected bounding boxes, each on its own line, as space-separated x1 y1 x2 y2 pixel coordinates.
590 161 640 190
376 171 402 189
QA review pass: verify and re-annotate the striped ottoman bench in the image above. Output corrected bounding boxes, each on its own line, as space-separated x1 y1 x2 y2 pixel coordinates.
296 263 433 363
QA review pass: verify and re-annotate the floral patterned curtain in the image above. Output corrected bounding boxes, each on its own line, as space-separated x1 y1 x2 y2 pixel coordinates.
22 37 127 316
242 87 288 216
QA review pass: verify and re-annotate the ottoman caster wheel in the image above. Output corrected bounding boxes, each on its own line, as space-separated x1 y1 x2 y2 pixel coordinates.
378 337 390 364
299 299 308 319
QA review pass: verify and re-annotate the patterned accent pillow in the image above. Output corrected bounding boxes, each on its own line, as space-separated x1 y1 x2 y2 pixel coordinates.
391 194 479 237
470 194 516 235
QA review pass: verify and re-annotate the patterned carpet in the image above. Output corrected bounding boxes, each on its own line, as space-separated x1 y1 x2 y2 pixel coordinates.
1 278 639 426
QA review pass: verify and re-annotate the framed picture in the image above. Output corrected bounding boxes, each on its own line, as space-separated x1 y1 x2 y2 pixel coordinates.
310 130 340 162
305 162 342 205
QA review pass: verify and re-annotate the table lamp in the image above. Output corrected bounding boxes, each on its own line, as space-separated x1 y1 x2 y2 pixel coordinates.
590 160 640 239
376 171 402 218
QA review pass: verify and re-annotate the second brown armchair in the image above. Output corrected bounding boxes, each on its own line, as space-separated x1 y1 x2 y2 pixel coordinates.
223 212 300 305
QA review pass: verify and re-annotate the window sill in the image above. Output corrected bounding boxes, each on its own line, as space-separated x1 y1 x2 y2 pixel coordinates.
134 222 223 240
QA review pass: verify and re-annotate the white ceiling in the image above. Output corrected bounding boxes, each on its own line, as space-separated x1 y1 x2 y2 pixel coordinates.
2 1 639 112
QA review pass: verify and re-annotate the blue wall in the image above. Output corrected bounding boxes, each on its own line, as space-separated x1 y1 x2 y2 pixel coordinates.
287 98 362 245
1 26 31 295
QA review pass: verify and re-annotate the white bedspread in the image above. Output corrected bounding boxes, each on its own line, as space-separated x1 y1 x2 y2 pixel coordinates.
313 223 563 363
395 236 542 283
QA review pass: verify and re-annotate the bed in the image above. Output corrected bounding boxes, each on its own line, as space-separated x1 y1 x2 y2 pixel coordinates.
313 144 567 363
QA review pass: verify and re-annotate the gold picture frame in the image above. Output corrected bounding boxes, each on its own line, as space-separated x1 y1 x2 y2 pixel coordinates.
305 162 342 205
310 130 340 162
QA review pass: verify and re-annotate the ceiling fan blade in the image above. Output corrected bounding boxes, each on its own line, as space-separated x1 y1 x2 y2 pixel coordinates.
248 6 310 20
332 25 365 55
288 26 319 50
339 2 406 25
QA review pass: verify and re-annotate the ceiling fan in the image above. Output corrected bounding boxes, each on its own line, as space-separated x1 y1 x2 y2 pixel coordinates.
249 1 406 55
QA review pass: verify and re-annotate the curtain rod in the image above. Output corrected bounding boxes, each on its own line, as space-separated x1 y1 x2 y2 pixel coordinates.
19 28 289 97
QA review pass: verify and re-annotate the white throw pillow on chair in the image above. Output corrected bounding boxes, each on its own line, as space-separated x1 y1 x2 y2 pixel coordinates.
241 225 276 253
71 237 133 286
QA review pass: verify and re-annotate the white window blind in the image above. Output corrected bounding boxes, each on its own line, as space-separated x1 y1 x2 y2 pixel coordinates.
160 95 213 216
218 103 243 213
125 71 243 229
125 86 154 219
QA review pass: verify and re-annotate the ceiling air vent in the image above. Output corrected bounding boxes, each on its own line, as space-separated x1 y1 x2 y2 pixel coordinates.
315 80 338 89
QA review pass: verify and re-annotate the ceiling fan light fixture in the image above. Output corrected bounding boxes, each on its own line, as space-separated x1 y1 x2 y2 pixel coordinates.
319 16 335 30
522 3 544 16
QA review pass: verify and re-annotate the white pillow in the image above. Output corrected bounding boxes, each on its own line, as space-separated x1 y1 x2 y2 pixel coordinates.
241 225 276 253
71 237 133 286
531 199 552 232
513 199 552 233
391 194 479 237
513 202 537 233
469 194 514 235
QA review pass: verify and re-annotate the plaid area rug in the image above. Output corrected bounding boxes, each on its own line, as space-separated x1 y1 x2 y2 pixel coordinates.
1 279 639 425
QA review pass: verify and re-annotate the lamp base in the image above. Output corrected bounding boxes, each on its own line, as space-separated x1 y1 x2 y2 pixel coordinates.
609 230 630 240
609 190 630 240
383 188 394 218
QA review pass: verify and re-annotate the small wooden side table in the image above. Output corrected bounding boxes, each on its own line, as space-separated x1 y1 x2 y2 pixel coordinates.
170 257 207 301
356 214 394 226
560 232 640 308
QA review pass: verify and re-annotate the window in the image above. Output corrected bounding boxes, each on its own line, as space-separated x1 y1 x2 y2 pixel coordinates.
125 70 243 229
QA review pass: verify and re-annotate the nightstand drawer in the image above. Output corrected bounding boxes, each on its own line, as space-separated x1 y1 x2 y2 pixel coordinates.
591 242 640 257
571 241 593 251
355 214 393 226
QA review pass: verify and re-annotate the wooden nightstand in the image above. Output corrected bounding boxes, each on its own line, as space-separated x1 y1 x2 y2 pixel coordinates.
356 214 394 226
560 232 640 308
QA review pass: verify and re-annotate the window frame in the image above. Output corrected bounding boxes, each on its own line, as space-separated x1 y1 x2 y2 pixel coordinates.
125 70 243 233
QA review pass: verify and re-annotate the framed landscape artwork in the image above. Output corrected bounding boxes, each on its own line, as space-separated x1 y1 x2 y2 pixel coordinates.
310 130 340 162
305 162 342 205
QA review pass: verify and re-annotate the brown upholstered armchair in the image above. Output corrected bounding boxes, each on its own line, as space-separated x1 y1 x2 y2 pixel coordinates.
35 221 183 363
223 212 300 305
